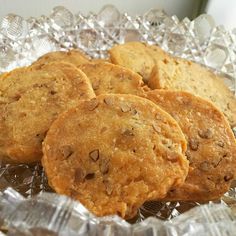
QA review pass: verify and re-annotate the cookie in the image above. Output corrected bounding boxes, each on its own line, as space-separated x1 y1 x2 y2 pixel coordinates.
148 58 236 127
32 49 90 67
79 62 149 96
0 62 95 163
42 94 188 218
145 90 236 201
109 42 153 82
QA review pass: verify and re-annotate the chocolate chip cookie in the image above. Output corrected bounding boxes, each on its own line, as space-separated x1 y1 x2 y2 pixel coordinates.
0 62 95 163
145 90 236 201
42 94 188 218
79 62 149 96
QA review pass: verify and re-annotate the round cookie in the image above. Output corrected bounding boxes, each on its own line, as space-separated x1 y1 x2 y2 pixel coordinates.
109 42 168 82
109 42 155 82
42 94 188 219
79 62 149 96
0 62 95 163
32 49 90 68
145 90 236 201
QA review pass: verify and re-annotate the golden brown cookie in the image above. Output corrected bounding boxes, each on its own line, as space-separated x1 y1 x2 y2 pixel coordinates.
145 90 236 201
109 42 152 82
42 94 188 218
0 62 95 163
148 58 236 127
32 49 90 67
79 62 149 96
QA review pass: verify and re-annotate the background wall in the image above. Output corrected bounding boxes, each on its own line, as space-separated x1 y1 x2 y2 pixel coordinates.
1 0 235 29
207 0 236 29
0 0 199 20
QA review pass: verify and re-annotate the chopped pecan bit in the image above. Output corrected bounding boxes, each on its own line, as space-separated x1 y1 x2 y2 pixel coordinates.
87 98 99 111
100 127 108 133
222 152 232 162
120 104 131 113
122 129 134 136
92 80 100 90
185 150 192 161
108 84 113 90
52 112 59 117
60 145 73 159
209 95 215 102
74 168 85 182
198 129 213 139
70 189 79 198
85 173 95 180
32 83 48 88
189 138 199 151
132 149 136 153
79 92 85 98
163 58 169 64
162 139 173 148
223 153 229 158
12 94 21 101
89 149 99 162
166 152 178 162
103 97 113 106
224 174 234 182
19 112 27 118
152 123 161 133
103 180 113 195
99 158 109 174
50 90 57 95
155 113 164 121
155 114 159 119
131 109 138 115
199 161 210 171
35 132 46 143
213 157 223 168
216 141 224 147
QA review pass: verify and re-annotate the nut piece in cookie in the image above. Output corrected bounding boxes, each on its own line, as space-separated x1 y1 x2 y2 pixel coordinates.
145 90 236 201
0 62 95 163
42 94 188 219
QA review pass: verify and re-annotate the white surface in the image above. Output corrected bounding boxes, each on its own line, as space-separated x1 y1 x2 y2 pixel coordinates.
0 0 196 19
206 0 236 29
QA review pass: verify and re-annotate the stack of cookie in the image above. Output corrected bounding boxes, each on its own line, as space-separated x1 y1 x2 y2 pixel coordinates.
0 42 235 219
